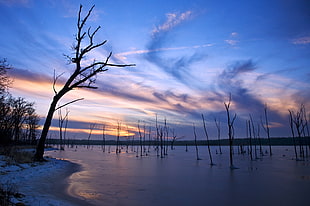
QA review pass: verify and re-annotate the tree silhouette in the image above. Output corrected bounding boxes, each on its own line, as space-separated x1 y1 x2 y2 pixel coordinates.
34 5 134 161
0 58 12 94
224 94 237 169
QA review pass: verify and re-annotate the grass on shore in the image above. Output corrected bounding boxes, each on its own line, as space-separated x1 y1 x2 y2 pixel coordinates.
0 145 35 164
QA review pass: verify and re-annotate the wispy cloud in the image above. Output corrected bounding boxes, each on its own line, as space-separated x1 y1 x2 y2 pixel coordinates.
225 32 239 46
114 44 213 60
152 11 193 36
225 39 238 46
231 32 238 37
216 60 266 115
291 36 310 45
144 10 209 87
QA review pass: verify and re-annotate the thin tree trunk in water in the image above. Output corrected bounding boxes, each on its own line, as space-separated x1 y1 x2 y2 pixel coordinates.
102 124 106 152
263 105 272 156
138 121 143 157
249 114 258 159
248 120 253 161
214 118 222 154
202 114 214 165
224 94 237 169
289 110 298 160
193 124 201 160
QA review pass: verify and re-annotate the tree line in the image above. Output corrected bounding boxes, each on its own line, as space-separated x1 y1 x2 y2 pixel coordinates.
0 59 40 145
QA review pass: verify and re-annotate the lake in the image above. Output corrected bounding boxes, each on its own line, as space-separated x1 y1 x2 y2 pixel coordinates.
46 145 310 206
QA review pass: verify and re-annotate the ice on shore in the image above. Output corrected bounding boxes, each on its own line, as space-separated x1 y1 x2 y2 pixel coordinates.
0 154 79 206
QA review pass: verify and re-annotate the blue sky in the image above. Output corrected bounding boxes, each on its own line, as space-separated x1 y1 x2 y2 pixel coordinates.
1 0 309 140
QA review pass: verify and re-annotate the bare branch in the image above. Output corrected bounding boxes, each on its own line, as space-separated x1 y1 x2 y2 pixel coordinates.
55 98 84 111
75 85 98 89
53 70 65 95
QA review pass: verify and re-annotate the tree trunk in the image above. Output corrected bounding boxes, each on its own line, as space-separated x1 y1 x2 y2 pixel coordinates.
34 95 60 161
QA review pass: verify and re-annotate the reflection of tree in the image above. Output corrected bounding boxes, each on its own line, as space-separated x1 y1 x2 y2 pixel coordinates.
34 5 134 161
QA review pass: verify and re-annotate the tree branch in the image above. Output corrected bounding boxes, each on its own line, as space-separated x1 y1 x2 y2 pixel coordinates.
55 98 84 111
53 70 65 95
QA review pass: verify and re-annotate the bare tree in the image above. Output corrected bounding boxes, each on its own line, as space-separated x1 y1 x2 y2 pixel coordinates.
193 123 201 160
261 104 272 156
116 121 121 154
87 123 96 149
0 58 12 94
289 105 307 160
214 117 222 154
247 119 253 160
289 110 298 160
58 108 69 150
224 94 237 169
34 5 134 161
138 120 143 156
101 123 106 152
202 114 214 165
249 114 258 159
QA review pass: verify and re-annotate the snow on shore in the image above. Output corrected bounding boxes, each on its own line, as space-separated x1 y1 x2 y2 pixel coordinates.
0 153 84 206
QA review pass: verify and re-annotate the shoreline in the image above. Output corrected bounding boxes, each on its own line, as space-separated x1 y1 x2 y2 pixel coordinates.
0 153 93 206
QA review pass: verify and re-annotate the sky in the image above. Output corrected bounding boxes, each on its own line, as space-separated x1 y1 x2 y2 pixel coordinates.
0 0 309 141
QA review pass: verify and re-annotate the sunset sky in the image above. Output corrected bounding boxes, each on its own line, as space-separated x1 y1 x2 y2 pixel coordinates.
0 0 309 140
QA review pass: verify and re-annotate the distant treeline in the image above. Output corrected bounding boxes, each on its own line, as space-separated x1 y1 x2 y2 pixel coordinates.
46 137 306 146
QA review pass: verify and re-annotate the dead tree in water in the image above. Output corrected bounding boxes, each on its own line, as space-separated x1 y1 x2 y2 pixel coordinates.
247 120 253 161
170 128 177 150
214 117 222 154
155 114 160 157
34 5 134 161
289 110 299 160
257 123 263 156
58 108 69 150
224 95 237 169
289 106 306 160
164 118 169 156
301 104 310 155
116 121 121 154
87 123 96 149
193 123 201 160
261 104 272 156
159 127 164 158
138 120 143 157
202 114 214 165
148 126 152 153
249 114 258 159
102 123 106 152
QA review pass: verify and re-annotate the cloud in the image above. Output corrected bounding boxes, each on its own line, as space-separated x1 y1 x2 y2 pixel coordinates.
114 44 213 60
8 68 50 82
291 36 310 45
216 60 265 114
144 10 209 88
225 39 238 46
152 11 193 36
225 32 239 46
231 32 238 37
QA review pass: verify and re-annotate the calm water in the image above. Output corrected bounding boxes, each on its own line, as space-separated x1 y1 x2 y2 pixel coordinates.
46 145 310 206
